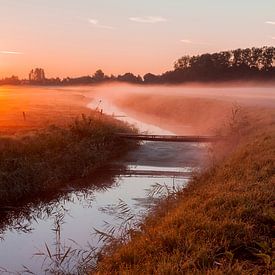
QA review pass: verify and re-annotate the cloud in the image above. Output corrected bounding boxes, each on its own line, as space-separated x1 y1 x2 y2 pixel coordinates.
97 25 114 30
265 21 275 25
88 18 114 29
180 39 211 46
129 16 167 23
180 39 192 44
0 50 23 55
89 19 99 25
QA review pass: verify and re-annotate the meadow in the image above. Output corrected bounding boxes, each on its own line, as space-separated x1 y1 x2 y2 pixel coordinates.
0 86 91 134
0 87 136 206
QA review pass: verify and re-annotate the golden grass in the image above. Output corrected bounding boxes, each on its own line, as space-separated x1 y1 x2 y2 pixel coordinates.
95 108 275 274
0 86 91 134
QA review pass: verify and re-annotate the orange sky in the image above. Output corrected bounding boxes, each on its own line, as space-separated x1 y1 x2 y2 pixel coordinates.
0 0 274 78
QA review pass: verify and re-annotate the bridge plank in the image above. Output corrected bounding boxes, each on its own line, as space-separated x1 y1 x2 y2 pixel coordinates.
117 133 220 142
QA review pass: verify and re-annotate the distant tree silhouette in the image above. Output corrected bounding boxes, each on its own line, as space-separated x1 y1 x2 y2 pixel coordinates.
1 46 274 86
143 73 160 83
62 75 93 85
93 69 105 82
29 68 46 83
109 74 116 81
174 55 191 70
0 75 21 85
147 46 275 84
117 73 142 83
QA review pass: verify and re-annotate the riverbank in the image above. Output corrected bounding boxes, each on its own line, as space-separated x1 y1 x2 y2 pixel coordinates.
95 107 275 274
0 86 137 205
0 113 136 206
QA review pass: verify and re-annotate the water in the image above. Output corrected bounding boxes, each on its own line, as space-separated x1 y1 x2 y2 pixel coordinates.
0 96 206 274
88 97 174 135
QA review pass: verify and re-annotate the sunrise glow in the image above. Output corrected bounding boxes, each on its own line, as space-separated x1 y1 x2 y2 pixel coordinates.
0 0 274 79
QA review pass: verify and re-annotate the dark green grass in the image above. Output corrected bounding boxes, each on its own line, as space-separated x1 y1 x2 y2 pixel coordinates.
0 114 136 205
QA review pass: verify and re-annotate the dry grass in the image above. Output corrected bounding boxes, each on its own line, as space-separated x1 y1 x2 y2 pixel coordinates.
0 86 91 135
95 108 275 274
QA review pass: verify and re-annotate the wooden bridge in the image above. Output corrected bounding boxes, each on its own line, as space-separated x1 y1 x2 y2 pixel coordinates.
117 133 220 143
109 169 192 178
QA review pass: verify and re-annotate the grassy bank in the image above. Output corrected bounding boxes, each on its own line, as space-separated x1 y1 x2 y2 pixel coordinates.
95 108 275 274
0 113 136 206
112 93 233 135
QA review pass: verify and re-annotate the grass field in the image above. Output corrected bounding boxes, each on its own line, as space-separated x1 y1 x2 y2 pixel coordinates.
0 86 136 206
0 86 91 134
95 102 275 274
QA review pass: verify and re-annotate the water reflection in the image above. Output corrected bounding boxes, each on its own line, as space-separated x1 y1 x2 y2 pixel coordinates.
0 171 119 240
0 158 198 273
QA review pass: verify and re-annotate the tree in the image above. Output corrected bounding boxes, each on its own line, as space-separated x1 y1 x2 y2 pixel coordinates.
143 73 159 83
93 69 105 82
174 55 191 70
151 46 275 83
261 46 275 71
29 68 46 83
232 49 243 67
117 73 142 83
0 75 20 85
251 47 263 69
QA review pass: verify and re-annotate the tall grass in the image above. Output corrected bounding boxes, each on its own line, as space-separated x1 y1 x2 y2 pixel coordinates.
94 107 275 274
0 113 136 206
32 211 98 275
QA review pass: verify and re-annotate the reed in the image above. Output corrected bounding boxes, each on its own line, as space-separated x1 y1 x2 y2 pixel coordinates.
0 113 136 206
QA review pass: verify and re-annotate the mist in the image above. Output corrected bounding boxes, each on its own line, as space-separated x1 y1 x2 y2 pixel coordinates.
1 83 274 135
84 83 275 135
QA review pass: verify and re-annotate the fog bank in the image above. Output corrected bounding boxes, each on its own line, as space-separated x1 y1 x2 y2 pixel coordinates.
86 83 275 135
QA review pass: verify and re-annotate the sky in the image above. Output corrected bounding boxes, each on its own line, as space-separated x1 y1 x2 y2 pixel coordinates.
0 0 274 78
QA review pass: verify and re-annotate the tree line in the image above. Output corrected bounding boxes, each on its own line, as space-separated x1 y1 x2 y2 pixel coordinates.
0 46 274 86
156 46 275 83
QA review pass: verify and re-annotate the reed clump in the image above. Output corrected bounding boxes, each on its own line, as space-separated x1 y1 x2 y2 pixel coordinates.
0 114 136 205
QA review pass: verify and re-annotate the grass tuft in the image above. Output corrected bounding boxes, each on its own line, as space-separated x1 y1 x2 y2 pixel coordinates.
0 113 136 205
